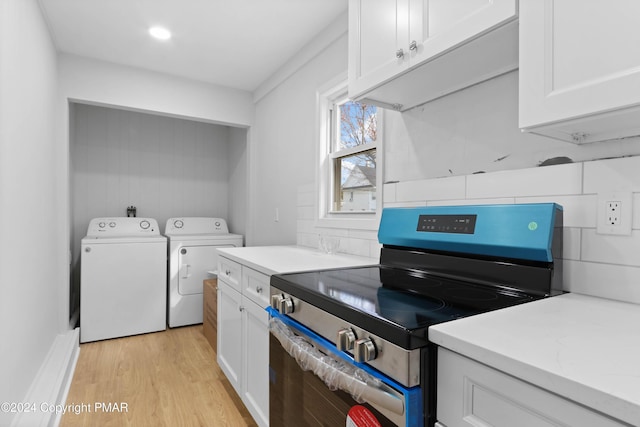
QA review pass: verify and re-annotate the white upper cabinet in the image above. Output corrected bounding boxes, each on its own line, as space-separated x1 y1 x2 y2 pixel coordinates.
348 0 518 111
519 0 640 144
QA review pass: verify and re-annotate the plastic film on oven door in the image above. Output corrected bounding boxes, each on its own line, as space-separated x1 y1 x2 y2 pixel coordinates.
267 307 423 427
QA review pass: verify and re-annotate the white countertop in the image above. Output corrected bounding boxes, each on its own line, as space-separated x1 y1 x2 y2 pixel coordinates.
216 245 377 276
429 293 640 425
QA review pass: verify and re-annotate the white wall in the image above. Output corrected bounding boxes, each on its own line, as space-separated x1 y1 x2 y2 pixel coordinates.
0 0 65 422
228 126 249 238
58 53 254 128
250 18 348 246
71 103 233 232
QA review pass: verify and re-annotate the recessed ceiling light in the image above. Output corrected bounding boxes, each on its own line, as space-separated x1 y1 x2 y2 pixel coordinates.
149 26 171 41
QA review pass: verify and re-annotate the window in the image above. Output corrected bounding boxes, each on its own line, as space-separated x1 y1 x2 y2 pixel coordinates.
317 78 382 228
330 99 378 213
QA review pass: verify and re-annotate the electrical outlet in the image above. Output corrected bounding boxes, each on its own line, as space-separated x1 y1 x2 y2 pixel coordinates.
606 201 621 226
597 192 632 235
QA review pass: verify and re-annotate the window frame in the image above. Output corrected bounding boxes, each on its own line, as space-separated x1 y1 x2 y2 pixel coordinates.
316 76 383 231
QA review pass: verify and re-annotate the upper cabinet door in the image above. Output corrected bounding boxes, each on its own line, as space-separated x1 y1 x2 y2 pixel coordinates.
349 0 409 99
410 0 515 64
519 0 640 143
349 0 518 111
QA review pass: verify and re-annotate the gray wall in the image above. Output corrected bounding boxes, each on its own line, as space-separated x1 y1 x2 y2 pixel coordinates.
70 103 243 318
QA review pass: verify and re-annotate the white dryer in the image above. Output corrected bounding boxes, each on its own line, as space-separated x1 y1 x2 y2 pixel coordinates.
165 217 243 328
80 217 167 343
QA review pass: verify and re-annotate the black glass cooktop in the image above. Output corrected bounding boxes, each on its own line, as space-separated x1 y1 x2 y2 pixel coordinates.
271 265 541 349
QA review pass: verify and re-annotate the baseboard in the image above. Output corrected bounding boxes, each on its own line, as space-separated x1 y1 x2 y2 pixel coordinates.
11 328 80 427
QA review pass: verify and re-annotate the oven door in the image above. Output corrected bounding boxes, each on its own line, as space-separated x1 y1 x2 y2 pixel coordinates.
268 308 422 427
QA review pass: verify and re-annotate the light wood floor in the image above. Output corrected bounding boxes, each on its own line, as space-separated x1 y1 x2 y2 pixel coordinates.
60 326 258 427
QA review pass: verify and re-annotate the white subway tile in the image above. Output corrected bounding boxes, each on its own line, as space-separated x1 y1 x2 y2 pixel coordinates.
297 188 315 207
563 228 581 261
583 156 640 193
297 205 314 221
395 176 466 202
581 229 640 267
296 219 315 233
466 163 582 199
428 197 514 206
516 195 596 228
633 193 640 229
345 238 374 258
383 182 397 203
564 259 640 304
384 201 428 208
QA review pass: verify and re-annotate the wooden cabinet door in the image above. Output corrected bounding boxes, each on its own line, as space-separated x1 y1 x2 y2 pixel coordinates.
519 0 640 142
348 0 409 98
217 280 243 396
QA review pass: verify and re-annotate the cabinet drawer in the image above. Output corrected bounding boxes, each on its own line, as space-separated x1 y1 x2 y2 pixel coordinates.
437 348 626 427
242 267 270 308
218 257 242 292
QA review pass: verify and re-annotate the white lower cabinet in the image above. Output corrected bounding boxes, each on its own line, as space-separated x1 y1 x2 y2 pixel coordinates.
217 256 269 427
217 280 243 392
436 347 626 427
241 295 269 426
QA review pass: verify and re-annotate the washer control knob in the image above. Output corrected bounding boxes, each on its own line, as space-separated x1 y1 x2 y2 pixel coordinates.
354 338 377 363
98 222 106 228
140 220 150 229
174 219 184 228
337 328 357 352
215 221 221 227
109 222 116 228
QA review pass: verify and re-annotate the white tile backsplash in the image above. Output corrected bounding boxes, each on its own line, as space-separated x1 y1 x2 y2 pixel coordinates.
298 156 640 303
396 175 466 202
466 163 583 198
584 156 640 193
582 229 640 267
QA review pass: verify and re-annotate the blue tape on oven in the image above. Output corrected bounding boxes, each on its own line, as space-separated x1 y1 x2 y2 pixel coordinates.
267 306 423 427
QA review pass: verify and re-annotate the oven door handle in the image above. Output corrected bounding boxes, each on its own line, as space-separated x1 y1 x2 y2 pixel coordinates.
269 315 405 417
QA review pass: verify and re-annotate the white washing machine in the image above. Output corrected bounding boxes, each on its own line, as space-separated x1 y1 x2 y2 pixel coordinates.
166 217 243 328
80 217 167 343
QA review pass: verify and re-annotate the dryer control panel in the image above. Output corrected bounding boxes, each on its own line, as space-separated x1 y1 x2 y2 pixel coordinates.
86 217 161 237
165 217 230 235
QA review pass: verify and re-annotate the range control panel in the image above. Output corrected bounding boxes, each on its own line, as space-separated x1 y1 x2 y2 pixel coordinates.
86 217 160 237
417 214 477 234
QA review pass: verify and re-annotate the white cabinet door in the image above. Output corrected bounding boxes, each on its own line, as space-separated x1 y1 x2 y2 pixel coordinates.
348 0 408 100
519 0 640 143
217 280 243 396
349 0 517 111
242 297 269 427
437 347 627 427
242 267 270 308
218 256 242 292
411 0 516 63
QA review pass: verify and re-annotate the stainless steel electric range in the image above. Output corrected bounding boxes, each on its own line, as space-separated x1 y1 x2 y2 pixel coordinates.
268 203 563 427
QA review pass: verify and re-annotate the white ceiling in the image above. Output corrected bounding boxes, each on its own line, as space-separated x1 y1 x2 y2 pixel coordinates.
38 0 348 92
